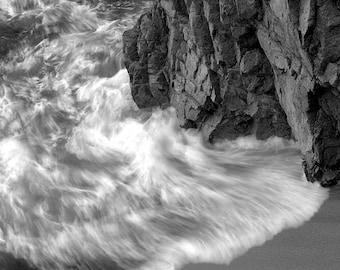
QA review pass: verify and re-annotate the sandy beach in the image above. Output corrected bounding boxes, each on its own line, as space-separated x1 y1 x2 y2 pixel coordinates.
183 185 340 270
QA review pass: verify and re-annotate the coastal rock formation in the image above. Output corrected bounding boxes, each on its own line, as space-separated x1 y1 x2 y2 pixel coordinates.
123 4 170 107
123 0 340 187
123 0 292 142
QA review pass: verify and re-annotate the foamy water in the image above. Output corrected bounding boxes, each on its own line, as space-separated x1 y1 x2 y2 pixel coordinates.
0 1 329 270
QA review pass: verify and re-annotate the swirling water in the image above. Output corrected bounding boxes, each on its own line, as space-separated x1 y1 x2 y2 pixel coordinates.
0 1 329 270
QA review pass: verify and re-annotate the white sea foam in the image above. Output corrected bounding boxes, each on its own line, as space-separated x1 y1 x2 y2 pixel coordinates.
0 1 329 270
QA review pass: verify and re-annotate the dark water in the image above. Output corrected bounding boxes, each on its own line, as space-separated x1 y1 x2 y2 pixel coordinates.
0 1 329 270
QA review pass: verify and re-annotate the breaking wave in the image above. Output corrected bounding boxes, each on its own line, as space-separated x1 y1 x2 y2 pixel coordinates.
0 1 329 270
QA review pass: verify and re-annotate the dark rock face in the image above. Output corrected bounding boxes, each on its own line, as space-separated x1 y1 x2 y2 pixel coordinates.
123 4 170 108
124 0 340 187
257 0 340 187
123 0 292 140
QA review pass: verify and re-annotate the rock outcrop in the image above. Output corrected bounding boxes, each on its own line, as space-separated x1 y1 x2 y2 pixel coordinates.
257 0 340 186
123 0 340 187
123 0 293 143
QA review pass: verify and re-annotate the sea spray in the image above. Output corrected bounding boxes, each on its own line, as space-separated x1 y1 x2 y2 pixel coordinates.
0 1 329 270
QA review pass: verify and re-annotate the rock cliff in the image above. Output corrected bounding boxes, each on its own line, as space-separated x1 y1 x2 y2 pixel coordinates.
123 0 340 187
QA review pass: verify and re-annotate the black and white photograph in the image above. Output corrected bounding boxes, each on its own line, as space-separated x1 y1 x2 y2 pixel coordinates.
0 1 340 269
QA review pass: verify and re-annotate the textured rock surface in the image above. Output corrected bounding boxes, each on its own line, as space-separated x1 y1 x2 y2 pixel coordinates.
257 0 340 186
123 0 292 141
123 4 170 107
124 0 340 186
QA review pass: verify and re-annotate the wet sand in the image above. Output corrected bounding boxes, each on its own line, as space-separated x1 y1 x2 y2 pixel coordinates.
183 185 340 270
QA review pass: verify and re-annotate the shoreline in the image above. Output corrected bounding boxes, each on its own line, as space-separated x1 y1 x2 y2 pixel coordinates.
182 185 340 270
1 185 338 270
